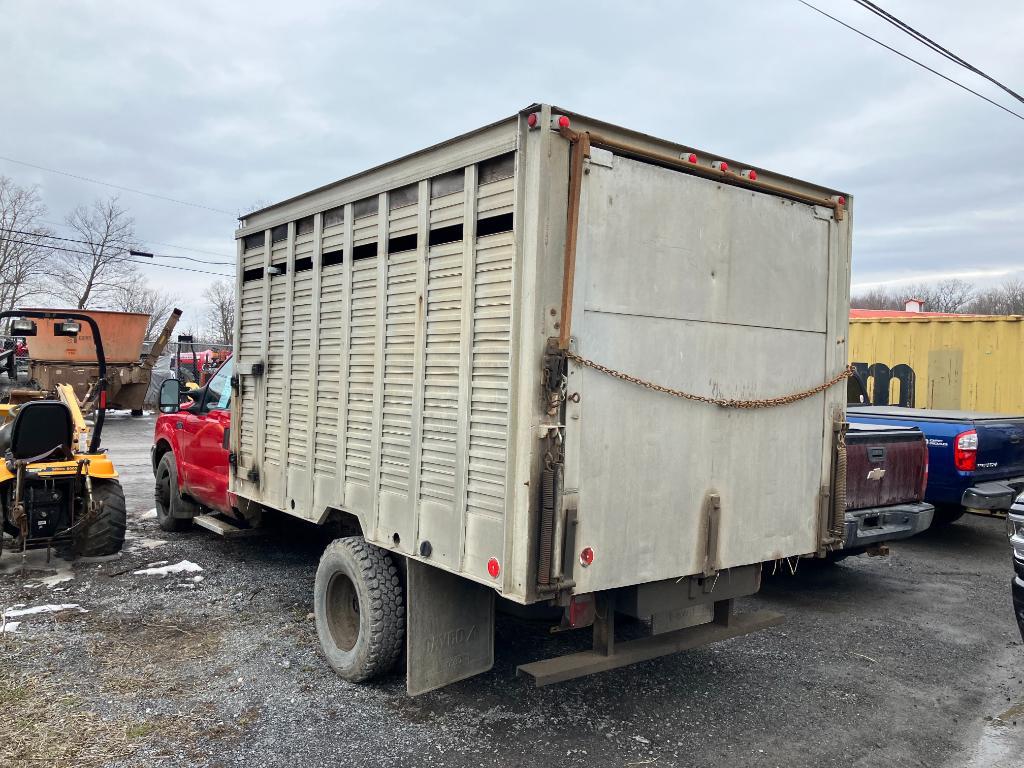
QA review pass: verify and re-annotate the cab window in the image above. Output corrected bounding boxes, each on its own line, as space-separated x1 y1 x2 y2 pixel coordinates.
204 358 234 411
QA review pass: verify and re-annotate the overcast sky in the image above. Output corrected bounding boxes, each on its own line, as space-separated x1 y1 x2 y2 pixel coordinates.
1 0 1021 324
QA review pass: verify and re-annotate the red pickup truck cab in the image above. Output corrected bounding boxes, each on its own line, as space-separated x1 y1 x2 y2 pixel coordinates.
151 357 233 530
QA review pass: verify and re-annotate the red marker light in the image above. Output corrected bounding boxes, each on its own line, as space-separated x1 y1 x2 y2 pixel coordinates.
487 557 501 578
685 153 697 163
741 169 757 181
99 391 107 409
527 112 538 128
838 195 846 205
719 161 729 172
711 160 729 173
579 547 595 567
557 115 570 128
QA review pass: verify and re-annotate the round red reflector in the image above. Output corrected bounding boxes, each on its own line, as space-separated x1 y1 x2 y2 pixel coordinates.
747 170 758 181
557 115 570 128
487 557 500 578
838 195 846 205
579 547 594 567
687 153 697 163
527 112 538 128
719 161 729 172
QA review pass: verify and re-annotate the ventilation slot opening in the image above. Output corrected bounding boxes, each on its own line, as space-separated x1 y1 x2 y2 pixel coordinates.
322 250 344 268
269 262 287 276
294 256 314 273
476 212 513 238
352 242 378 261
387 233 417 254
242 267 264 283
428 223 463 247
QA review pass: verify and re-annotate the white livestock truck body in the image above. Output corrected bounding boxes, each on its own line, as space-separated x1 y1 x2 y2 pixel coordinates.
231 104 852 693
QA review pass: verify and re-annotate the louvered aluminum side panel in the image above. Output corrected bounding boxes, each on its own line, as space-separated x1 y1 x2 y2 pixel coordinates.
288 260 314 468
315 260 345 476
378 243 418 496
461 176 514 577
237 242 265 470
414 186 467 566
263 243 288 476
466 180 513 521
344 213 380 495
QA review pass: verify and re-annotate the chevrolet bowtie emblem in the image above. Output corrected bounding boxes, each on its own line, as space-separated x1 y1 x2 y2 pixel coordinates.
866 467 886 481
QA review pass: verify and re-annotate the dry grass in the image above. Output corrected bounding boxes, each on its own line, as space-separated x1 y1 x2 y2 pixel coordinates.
0 675 139 768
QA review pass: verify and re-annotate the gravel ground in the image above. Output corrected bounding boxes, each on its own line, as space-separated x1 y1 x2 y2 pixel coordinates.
2 413 1022 767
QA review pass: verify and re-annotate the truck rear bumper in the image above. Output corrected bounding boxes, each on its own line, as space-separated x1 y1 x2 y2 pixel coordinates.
962 480 1024 512
842 502 934 549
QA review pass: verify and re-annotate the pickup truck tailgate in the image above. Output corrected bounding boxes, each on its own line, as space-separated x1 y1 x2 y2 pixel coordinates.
846 424 927 510
974 417 1024 481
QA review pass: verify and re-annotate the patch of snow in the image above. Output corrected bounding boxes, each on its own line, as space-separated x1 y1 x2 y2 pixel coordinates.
3 603 87 619
133 560 203 577
1 621 21 633
139 508 158 520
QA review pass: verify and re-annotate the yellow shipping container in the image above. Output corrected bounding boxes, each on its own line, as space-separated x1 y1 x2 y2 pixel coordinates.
848 314 1024 413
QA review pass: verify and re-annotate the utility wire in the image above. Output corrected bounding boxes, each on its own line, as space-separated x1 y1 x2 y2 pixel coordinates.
795 0 1024 122
0 235 233 277
0 154 235 215
42 221 232 260
0 226 233 266
850 0 1024 105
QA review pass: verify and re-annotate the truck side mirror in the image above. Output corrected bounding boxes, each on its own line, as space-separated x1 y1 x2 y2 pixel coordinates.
159 378 183 413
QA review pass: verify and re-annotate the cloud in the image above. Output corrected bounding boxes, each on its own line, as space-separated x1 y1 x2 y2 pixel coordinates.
2 0 1022 322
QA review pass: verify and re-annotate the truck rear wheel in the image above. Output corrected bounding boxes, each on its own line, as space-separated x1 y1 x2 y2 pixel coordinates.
314 536 405 682
154 452 196 532
75 479 127 557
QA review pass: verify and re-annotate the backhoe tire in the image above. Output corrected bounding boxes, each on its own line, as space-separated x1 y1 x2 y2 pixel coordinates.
154 452 196 532
931 504 965 527
314 536 405 683
75 479 127 557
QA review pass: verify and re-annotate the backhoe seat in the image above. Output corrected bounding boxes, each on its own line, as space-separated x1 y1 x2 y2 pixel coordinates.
2 400 74 462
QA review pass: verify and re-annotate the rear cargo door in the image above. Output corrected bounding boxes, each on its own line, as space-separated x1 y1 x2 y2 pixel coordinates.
975 418 1024 482
565 149 840 594
844 426 926 510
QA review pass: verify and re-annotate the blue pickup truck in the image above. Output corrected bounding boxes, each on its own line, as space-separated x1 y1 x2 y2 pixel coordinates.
847 405 1024 525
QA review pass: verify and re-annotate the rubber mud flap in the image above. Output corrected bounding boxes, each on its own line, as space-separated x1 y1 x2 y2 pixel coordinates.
406 559 494 695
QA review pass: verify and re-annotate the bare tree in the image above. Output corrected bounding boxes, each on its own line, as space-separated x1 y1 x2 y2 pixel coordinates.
54 195 137 309
968 278 1024 315
850 286 900 310
852 278 975 314
0 176 52 312
108 272 179 340
203 279 235 346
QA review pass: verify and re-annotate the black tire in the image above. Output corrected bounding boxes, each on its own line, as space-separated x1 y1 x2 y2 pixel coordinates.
75 479 127 557
154 452 196 532
314 536 405 682
932 504 965 527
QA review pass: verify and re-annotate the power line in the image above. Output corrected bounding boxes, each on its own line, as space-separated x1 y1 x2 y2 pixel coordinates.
0 227 234 266
850 0 1024 105
0 154 235 215
43 219 233 259
795 0 1024 122
0 235 233 278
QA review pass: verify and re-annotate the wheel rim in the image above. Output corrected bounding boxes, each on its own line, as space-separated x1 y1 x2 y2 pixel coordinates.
155 466 171 514
325 572 360 652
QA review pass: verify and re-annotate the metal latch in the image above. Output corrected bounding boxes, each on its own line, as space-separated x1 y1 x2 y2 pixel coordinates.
251 362 264 378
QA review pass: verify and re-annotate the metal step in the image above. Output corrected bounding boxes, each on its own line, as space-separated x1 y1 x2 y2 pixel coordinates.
192 513 261 538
